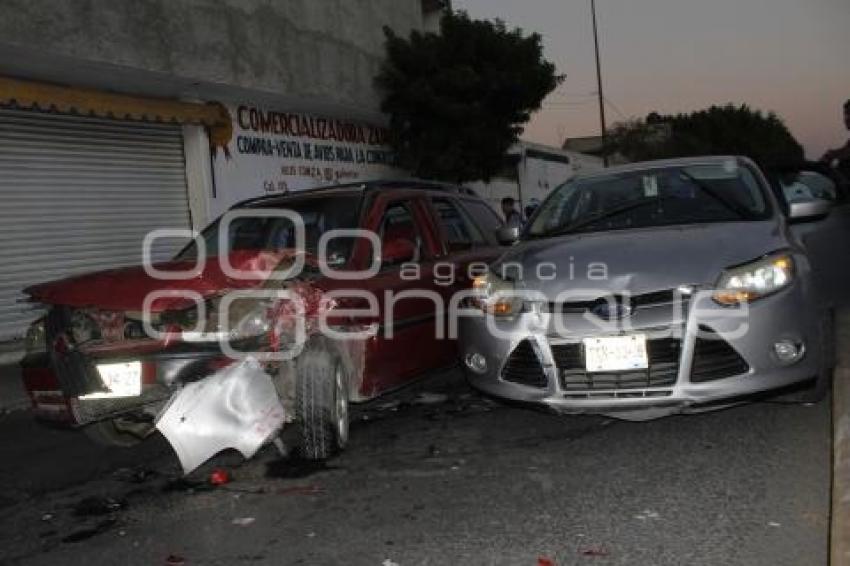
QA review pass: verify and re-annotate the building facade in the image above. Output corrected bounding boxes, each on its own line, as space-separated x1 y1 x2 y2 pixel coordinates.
0 0 448 340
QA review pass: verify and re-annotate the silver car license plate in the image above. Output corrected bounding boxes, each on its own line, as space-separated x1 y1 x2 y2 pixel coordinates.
583 335 649 372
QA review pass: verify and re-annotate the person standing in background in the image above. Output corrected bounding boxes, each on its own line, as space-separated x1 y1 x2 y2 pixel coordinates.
501 197 523 230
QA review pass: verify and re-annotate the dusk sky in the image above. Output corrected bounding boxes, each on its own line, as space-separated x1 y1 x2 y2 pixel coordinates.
453 0 850 159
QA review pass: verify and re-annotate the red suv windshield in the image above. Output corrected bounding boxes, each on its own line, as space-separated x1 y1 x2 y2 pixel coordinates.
177 194 364 266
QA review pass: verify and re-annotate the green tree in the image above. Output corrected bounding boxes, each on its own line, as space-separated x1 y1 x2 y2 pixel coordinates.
375 12 563 183
608 104 804 168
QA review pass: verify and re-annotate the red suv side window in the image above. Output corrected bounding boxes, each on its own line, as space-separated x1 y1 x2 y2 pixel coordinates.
431 197 485 252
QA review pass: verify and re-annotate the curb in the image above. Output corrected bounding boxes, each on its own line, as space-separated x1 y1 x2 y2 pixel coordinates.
0 342 28 412
0 340 24 366
0 397 29 414
0 350 24 366
833 366 850 566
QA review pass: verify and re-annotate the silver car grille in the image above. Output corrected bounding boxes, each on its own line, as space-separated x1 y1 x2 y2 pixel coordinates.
552 338 681 392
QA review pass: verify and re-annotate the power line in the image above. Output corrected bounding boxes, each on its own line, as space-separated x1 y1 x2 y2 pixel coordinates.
543 101 596 108
603 96 628 121
549 91 597 100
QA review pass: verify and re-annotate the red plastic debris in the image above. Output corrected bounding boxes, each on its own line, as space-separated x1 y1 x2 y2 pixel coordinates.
209 468 231 486
538 557 556 566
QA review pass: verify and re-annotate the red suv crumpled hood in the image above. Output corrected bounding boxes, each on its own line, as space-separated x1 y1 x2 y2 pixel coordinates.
24 250 295 312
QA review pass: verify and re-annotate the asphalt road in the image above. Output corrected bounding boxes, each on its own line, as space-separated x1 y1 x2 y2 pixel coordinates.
0 368 831 566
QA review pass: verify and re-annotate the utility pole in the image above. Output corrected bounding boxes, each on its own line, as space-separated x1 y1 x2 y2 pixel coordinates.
591 0 608 167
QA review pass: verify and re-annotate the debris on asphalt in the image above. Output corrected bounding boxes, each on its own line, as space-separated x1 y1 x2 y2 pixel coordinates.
73 496 126 517
538 557 556 566
156 357 286 475
413 392 449 405
580 547 609 557
165 554 187 566
231 517 256 526
112 467 157 484
266 455 338 479
277 484 323 496
634 509 660 520
41 513 54 522
381 559 400 566
358 412 388 425
209 468 232 486
162 477 216 494
768 521 782 527
377 400 403 411
61 518 118 543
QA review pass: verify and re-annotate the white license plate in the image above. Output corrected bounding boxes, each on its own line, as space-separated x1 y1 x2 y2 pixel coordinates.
583 335 649 372
81 362 143 399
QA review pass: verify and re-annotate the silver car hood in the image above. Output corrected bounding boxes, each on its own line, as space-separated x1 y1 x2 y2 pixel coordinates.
498 221 786 298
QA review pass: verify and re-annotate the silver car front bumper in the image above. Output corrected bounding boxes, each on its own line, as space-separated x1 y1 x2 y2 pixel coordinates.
458 285 825 420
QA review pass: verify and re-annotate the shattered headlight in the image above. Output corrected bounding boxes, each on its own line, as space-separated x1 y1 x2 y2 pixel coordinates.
182 299 272 343
25 318 47 354
228 300 273 340
471 272 523 316
713 253 794 305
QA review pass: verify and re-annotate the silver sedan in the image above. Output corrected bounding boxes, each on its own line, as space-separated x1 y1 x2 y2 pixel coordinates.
459 156 849 420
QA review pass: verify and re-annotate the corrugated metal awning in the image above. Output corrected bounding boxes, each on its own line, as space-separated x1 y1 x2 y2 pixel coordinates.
0 76 232 153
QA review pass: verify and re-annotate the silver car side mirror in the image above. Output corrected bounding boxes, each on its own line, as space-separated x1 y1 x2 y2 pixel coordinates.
788 199 832 222
495 226 520 245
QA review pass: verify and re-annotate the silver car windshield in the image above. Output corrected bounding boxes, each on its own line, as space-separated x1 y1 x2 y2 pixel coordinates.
527 162 771 238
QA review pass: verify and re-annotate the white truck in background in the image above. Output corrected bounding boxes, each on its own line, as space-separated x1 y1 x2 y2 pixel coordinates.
466 140 605 219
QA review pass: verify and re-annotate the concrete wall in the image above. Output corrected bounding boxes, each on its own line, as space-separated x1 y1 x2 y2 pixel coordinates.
0 0 424 117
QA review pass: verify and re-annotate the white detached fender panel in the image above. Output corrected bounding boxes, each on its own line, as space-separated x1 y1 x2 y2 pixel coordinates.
156 357 285 474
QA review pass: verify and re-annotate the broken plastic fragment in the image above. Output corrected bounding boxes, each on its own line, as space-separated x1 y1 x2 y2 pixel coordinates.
156 357 285 474
209 468 231 486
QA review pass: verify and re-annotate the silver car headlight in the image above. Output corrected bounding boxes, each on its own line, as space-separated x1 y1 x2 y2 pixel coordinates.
471 272 522 316
714 252 794 305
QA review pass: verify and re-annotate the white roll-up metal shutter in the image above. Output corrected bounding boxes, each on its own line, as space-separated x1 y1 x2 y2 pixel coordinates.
0 107 192 340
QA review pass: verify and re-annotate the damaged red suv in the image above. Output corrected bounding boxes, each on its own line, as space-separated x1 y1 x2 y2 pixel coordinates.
20 181 505 468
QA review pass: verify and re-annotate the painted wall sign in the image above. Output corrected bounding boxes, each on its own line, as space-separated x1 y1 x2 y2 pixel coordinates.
211 104 404 217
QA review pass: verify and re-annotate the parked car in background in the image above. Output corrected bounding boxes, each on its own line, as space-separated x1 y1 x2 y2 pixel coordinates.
460 156 847 421
20 181 505 464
